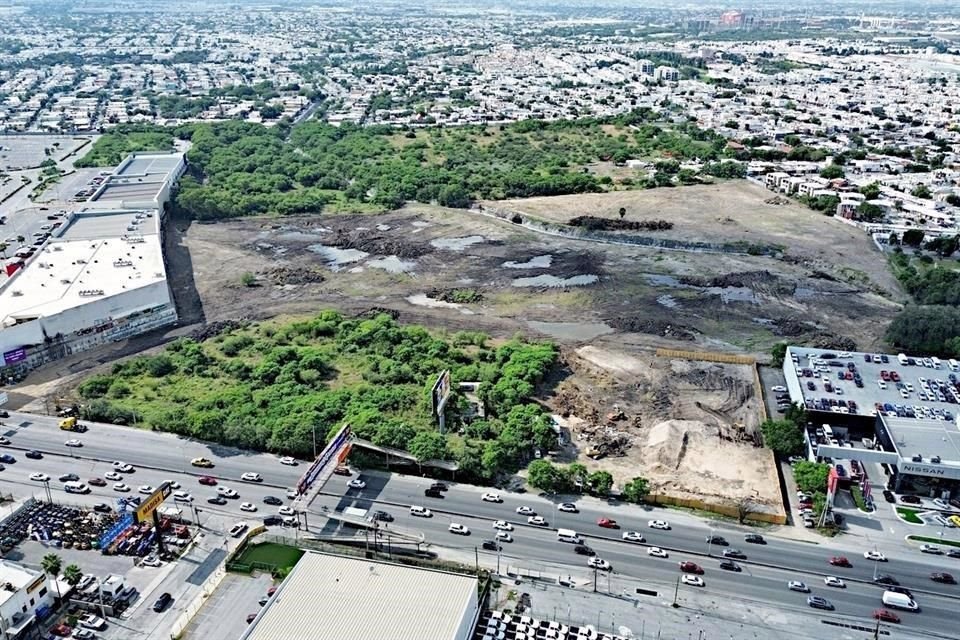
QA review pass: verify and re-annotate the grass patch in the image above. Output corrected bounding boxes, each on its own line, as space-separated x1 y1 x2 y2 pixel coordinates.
906 535 960 548
233 543 304 571
896 507 923 524
851 486 869 512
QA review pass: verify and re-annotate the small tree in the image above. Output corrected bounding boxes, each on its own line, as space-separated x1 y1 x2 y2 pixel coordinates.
527 459 560 492
760 419 805 456
734 496 755 524
770 342 788 367
41 553 63 600
618 207 626 220
621 476 650 504
62 565 83 586
587 470 614 496
240 272 257 287
820 164 845 180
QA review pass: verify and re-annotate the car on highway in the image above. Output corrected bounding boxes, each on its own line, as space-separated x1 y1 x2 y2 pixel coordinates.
424 487 444 498
430 482 448 492
279 457 297 466
153 592 172 612
482 540 501 551
88 478 106 487
495 531 513 543
558 503 578 513
29 472 49 482
886 586 913 598
64 439 82 447
372 510 393 522
165 480 180 490
587 558 611 571
217 487 239 498
648 520 670 530
445 523 469 535
706 535 728 546
0 437 8 445
493 520 513 531
516 506 535 516
864 550 887 562
828 556 851 567
241 472 262 482
199 476 217 486
24 450 42 460
920 544 943 554
948 549 960 559
278 506 295 516
208 496 227 505
823 576 846 588
113 483 130 492
481 492 502 503
681 575 704 587
872 609 900 624
574 545 594 556
410 506 431 518
138 485 154 495
347 479 366 490
622 531 644 543
93 503 112 514
191 457 214 468
874 575 899 586
719 560 741 572
647 547 668 558
104 471 123 481
722 549 746 559
527 516 547 526
263 496 282 506
173 491 194 503
679 562 703 574
262 515 282 526
0 454 14 464
807 596 834 611
597 518 618 529
112 461 134 473
787 581 809 592
240 502 257 512
931 572 956 584
58 473 79 482
744 534 765 544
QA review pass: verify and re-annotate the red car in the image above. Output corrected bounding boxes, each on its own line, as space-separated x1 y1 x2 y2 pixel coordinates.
246 613 257 624
931 572 956 584
267 586 277 596
597 518 618 529
679 561 703 574
873 609 900 623
51 624 73 637
88 477 107 487
829 556 851 567
333 466 351 476
198 476 217 486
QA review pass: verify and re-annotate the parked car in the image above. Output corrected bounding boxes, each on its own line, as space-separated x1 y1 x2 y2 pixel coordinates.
153 592 172 612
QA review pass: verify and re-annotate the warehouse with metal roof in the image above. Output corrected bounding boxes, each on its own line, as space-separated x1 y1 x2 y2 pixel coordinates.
240 551 479 640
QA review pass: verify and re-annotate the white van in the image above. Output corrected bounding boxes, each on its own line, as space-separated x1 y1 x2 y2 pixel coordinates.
932 357 942 369
64 481 89 494
557 528 581 544
898 353 909 365
949 359 959 371
882 590 919 611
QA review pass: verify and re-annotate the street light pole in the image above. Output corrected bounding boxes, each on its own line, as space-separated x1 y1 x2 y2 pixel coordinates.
706 527 714 556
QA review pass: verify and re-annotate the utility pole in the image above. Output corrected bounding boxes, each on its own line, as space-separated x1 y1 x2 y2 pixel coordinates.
593 565 598 593
474 546 479 574
672 575 681 608
312 425 317 459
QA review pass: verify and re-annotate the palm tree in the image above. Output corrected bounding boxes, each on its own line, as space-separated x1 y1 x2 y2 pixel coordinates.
16 235 24 245
0 242 7 258
41 553 63 600
63 564 83 586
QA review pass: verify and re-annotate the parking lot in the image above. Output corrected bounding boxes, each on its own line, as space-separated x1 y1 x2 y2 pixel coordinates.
181 572 274 640
0 136 92 171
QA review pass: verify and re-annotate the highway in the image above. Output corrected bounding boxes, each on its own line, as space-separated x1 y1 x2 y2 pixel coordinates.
2 409 959 637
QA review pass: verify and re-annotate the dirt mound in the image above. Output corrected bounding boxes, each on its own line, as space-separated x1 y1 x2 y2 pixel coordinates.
550 251 606 276
265 266 326 285
329 229 430 259
807 334 857 351
191 320 247 342
356 307 400 320
679 270 780 289
606 316 697 341
772 317 812 337
568 216 673 232
426 288 484 304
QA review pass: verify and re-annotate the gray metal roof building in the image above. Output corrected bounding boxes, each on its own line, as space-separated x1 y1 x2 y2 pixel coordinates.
241 551 479 640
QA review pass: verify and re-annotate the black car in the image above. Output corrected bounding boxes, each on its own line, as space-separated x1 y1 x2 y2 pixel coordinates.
887 586 913 597
25 450 42 460
706 535 728 546
92 503 113 514
262 515 283 526
874 574 899 586
424 487 443 498
263 496 283 506
0 410 7 418
719 560 741 572
481 540 501 551
947 549 960 559
207 496 227 505
153 592 172 612
58 473 80 482
931 572 956 584
574 545 595 556
430 482 448 492
883 490 895 503
744 534 765 544
722 549 746 559
0 454 15 464
372 510 393 522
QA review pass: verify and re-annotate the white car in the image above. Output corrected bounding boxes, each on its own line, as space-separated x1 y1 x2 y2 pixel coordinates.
493 520 514 531
495 531 513 542
933 498 949 510
516 506 536 515
112 461 134 472
64 439 82 447
79 614 106 630
29 472 49 482
410 506 432 517
138 485 154 495
166 480 181 489
241 472 262 482
142 555 162 567
647 547 668 558
278 506 295 516
104 471 123 481
286 489 299 500
771 386 787 392
448 523 470 535
863 550 887 562
920 544 942 554
217 486 238 498
787 580 809 592
681 575 704 587
279 456 297 466
173 491 193 502
527 516 547 526
823 576 845 588
648 520 670 530
240 502 257 512
113 483 130 492
587 557 611 571
347 479 366 490
558 503 579 513
481 492 502 503
622 531 645 543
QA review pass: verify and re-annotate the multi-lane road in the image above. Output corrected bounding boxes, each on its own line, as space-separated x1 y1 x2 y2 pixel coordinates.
1 409 959 637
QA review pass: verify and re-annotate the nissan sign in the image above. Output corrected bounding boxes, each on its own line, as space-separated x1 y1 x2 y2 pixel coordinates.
900 462 960 480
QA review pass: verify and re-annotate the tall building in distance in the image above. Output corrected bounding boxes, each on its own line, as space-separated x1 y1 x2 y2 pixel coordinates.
719 10 746 29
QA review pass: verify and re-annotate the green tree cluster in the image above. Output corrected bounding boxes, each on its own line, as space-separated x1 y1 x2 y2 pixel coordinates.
886 305 960 356
74 125 174 168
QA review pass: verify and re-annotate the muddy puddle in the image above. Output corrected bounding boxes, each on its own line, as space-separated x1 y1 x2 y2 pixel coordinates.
512 274 599 288
307 245 369 270
503 255 553 269
527 320 614 341
367 256 417 274
645 273 758 304
406 293 475 314
430 235 486 251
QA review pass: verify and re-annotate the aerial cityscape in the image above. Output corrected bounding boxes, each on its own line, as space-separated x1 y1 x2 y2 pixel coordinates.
2 0 960 639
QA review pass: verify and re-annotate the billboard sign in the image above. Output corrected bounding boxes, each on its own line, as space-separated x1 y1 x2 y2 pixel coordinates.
135 482 173 522
431 370 452 416
297 424 352 494
2 348 26 365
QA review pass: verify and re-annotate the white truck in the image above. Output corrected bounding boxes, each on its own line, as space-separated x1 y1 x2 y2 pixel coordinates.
882 590 919 611
557 529 581 544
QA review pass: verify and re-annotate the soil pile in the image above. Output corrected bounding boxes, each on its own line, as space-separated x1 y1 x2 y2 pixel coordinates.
568 216 673 231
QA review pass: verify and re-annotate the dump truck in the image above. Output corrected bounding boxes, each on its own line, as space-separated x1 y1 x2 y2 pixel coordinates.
59 417 87 432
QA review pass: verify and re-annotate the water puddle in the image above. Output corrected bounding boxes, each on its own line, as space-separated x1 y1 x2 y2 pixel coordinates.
406 293 475 314
527 320 614 341
656 295 679 309
307 245 370 271
511 274 599 288
707 286 758 304
503 255 553 269
430 235 486 251
376 224 391 231
367 255 416 274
